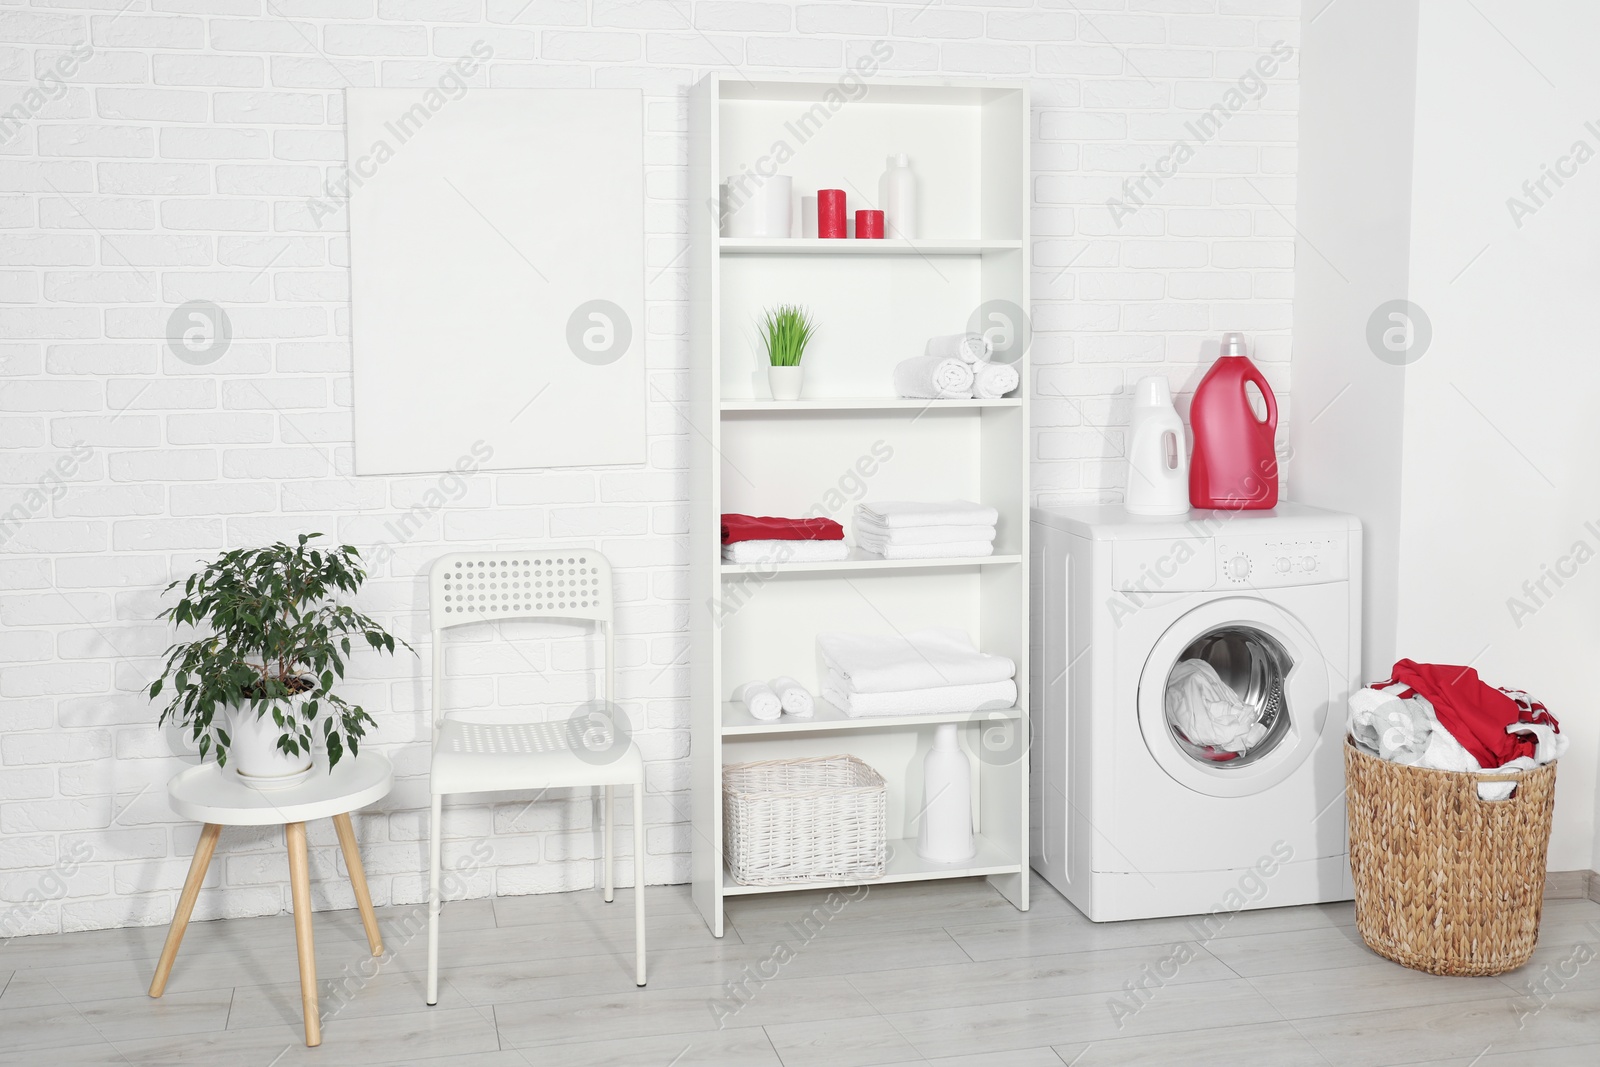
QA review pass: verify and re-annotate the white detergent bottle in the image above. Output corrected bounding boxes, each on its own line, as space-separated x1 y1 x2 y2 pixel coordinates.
917 723 976 862
1125 375 1190 516
882 153 918 239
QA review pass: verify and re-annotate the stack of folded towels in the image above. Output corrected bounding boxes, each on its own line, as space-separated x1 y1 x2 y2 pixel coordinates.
853 500 998 560
818 627 1017 718
892 333 1021 401
722 513 848 564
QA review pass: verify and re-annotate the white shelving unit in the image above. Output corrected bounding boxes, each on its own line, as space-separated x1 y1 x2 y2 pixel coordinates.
688 74 1031 936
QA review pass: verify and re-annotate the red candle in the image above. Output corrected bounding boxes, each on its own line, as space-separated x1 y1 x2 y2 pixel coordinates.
855 210 885 239
817 189 846 238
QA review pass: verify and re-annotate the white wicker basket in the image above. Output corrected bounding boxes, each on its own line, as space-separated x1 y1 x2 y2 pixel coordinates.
723 755 887 885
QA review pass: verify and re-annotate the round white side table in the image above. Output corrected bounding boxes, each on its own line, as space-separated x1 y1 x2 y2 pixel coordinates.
149 753 393 1047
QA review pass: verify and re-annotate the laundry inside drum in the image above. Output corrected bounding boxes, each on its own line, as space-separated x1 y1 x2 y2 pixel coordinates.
1163 626 1294 768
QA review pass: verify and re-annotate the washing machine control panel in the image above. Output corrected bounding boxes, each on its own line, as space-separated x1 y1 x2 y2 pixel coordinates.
1214 533 1349 588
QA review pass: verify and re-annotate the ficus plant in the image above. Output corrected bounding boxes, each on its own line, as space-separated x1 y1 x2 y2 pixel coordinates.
149 533 411 771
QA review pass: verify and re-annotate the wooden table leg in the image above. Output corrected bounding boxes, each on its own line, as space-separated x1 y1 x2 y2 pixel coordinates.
149 822 221 998
285 821 321 1048
333 811 383 956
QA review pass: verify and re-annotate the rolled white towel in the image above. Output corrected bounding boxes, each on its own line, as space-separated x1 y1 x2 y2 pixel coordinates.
733 681 782 721
893 355 975 400
768 676 815 718
925 333 991 364
973 359 1019 399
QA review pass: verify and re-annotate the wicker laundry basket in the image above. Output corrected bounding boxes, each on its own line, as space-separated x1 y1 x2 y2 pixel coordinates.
1345 737 1558 976
723 755 886 886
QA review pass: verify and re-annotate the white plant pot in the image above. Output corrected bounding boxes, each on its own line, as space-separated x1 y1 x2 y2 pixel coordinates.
226 693 314 791
768 364 804 401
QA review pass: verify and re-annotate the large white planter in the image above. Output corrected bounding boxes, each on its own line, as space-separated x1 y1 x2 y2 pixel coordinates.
227 693 314 790
767 365 804 400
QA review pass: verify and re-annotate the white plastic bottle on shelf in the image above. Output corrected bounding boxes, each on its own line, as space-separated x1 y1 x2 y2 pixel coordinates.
1124 375 1191 516
917 722 976 862
882 153 918 240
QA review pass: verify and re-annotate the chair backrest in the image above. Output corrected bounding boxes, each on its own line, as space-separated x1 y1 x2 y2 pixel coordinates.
427 549 615 734
429 550 613 628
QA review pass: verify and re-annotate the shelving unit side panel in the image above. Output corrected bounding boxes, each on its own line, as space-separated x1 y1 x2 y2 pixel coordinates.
689 73 726 935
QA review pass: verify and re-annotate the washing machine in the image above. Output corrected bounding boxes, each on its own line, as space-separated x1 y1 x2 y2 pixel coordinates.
1029 502 1360 922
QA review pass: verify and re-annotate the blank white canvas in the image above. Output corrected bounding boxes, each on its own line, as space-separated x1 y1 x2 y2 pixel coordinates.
348 88 646 475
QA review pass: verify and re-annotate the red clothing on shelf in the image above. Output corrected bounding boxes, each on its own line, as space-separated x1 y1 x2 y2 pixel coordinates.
1382 659 1560 768
720 513 844 545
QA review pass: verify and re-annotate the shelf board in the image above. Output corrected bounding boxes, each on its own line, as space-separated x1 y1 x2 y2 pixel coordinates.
722 699 1022 736
719 397 1021 413
722 833 1021 895
721 548 1021 575
719 237 1022 256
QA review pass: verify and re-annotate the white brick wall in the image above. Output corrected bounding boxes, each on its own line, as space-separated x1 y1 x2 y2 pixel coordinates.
0 0 1299 936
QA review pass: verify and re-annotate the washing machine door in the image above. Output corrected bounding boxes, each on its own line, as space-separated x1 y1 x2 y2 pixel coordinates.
1137 597 1330 798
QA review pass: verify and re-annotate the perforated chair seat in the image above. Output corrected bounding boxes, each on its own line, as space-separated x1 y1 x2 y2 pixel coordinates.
431 719 643 795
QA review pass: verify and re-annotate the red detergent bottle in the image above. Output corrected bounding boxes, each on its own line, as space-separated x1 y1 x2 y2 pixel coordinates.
1189 333 1279 509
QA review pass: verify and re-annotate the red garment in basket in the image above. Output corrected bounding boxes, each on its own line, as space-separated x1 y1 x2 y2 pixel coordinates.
1380 659 1560 769
721 514 844 545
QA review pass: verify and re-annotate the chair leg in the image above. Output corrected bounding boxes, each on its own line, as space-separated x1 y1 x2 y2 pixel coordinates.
149 822 221 998
285 821 321 1048
603 784 615 904
426 794 443 1007
333 812 383 956
633 782 646 986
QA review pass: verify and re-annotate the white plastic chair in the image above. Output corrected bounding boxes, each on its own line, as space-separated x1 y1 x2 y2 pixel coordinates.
425 549 646 1004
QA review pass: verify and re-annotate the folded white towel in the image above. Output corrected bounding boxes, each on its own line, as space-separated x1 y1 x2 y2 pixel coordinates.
893 355 974 400
733 681 781 721
925 333 991 364
768 676 814 718
865 541 995 560
817 627 1015 694
855 517 997 547
723 539 849 564
857 501 1000 529
823 677 1018 717
973 359 1019 399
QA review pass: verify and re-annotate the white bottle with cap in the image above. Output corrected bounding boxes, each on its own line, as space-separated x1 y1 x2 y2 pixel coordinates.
1125 375 1190 516
882 154 918 239
916 722 976 862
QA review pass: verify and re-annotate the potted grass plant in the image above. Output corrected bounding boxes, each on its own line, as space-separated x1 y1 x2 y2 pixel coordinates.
149 533 411 790
761 304 815 400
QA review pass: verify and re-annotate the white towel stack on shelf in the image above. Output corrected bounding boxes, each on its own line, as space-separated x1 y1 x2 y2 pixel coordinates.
817 627 1017 718
892 334 1020 401
854 501 999 560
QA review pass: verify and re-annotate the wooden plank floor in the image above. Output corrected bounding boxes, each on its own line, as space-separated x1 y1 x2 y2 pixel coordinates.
2 875 1597 1066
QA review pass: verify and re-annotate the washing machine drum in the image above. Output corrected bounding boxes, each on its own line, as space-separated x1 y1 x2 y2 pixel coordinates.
1137 597 1331 798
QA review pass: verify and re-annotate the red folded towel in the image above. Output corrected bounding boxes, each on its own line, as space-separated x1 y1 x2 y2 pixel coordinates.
721 513 844 545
